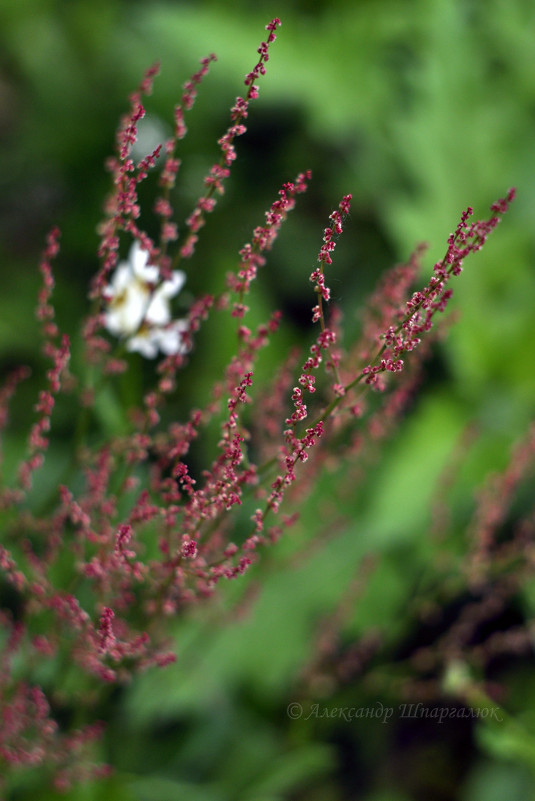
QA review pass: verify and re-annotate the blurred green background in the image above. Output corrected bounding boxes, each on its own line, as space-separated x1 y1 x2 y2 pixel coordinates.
1 0 535 799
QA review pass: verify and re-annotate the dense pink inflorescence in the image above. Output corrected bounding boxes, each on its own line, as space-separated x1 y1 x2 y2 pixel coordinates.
0 614 110 789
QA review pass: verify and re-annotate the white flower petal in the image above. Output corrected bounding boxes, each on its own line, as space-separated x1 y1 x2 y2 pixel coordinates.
106 264 132 297
146 294 172 327
126 328 160 359
159 271 187 299
155 319 189 355
130 241 159 283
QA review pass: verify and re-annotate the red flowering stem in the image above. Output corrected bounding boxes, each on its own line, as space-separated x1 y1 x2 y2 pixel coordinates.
91 61 162 303
190 196 351 550
156 54 217 268
175 173 313 562
228 171 311 320
469 420 535 571
300 189 516 437
173 18 282 266
18 229 71 491
0 367 31 500
309 194 352 392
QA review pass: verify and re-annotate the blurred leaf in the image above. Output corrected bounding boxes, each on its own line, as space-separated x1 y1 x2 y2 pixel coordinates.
130 775 220 801
461 760 535 801
93 383 131 437
244 743 334 798
476 718 535 776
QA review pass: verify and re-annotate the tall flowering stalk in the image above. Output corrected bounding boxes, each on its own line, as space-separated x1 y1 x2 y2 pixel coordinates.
0 16 521 794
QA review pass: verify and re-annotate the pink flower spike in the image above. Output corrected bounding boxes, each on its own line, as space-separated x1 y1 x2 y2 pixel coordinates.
178 19 283 262
98 607 116 655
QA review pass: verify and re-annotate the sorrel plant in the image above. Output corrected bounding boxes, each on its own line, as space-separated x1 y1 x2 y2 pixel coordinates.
0 16 525 794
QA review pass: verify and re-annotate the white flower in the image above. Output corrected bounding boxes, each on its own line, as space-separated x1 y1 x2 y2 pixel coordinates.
103 242 188 357
127 319 189 359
